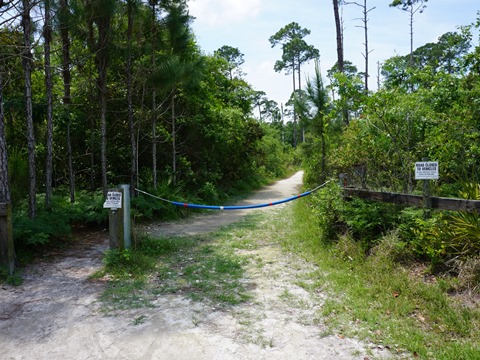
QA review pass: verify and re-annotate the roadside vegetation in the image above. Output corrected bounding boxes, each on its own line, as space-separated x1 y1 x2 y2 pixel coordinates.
93 213 265 313
92 196 479 359
280 194 480 360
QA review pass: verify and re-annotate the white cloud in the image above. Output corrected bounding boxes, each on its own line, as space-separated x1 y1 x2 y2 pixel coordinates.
189 0 262 27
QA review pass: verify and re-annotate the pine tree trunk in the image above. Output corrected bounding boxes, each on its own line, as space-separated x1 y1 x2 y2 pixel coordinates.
126 1 137 196
60 0 75 203
333 0 344 73
363 0 369 92
96 18 111 197
292 60 297 147
151 3 158 189
0 72 10 204
99 68 108 197
22 0 36 218
44 0 54 210
172 90 176 185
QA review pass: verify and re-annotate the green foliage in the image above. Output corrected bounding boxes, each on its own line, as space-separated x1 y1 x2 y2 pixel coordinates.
308 182 402 251
12 190 108 249
103 248 156 279
308 182 345 245
7 147 28 203
64 190 108 224
131 181 186 222
197 181 220 203
284 199 480 359
342 198 401 246
13 205 72 247
0 267 23 286
411 215 451 270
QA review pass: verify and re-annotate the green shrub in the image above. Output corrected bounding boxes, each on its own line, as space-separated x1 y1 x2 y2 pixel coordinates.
308 181 345 245
13 207 72 247
342 198 400 247
103 248 156 278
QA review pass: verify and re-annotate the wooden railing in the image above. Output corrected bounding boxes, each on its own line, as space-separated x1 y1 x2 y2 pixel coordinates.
343 188 480 213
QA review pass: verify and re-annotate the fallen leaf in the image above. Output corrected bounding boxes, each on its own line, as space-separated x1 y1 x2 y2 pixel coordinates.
393 291 400 298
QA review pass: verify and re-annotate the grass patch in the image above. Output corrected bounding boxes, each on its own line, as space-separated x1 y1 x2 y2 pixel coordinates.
98 221 259 313
277 199 480 360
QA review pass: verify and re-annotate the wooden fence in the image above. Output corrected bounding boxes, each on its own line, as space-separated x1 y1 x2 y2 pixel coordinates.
343 188 480 212
0 202 14 274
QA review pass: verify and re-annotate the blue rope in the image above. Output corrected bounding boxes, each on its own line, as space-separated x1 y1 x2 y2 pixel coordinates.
135 180 330 211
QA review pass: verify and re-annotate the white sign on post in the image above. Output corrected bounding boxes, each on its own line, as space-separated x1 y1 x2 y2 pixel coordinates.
103 191 123 209
415 161 439 180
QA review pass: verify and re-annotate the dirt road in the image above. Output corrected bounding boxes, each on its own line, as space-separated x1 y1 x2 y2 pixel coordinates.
0 172 390 359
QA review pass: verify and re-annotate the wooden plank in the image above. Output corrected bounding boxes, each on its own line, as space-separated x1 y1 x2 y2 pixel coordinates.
431 196 480 212
344 189 423 207
344 188 480 212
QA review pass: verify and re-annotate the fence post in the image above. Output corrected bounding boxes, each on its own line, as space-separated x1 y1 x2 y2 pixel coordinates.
104 186 131 251
422 158 432 219
0 202 14 275
119 184 131 249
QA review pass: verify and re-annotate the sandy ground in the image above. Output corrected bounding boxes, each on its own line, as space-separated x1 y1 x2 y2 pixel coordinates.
0 172 392 359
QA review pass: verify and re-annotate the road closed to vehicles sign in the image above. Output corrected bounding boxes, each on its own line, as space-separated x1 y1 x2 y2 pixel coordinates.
103 191 123 209
415 161 439 180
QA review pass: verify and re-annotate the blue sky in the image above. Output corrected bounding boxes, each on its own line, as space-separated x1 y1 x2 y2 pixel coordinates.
189 0 479 108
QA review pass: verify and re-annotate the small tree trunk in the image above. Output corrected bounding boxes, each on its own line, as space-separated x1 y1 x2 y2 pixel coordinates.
152 90 157 189
409 5 414 65
151 2 158 189
60 0 75 203
22 0 36 218
126 0 137 196
44 0 54 209
0 72 10 204
171 89 176 185
333 0 344 73
292 60 297 147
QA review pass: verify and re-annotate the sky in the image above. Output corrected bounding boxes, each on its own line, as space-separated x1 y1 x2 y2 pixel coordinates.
187 0 480 108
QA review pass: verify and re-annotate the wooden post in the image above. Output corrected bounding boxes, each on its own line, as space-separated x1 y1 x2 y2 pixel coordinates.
0 203 14 275
108 208 119 250
117 187 125 250
105 186 130 250
105 188 124 250
422 158 431 219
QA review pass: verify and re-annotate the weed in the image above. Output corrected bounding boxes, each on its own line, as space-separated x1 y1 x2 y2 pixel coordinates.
131 315 147 326
0 267 23 286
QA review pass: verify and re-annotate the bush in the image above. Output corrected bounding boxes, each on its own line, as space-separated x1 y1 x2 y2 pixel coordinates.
13 207 72 247
342 198 401 247
308 181 345 245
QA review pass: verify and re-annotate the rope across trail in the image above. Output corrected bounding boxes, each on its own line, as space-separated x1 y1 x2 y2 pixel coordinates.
135 180 331 211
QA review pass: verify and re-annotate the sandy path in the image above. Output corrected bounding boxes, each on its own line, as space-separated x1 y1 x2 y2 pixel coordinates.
0 172 390 359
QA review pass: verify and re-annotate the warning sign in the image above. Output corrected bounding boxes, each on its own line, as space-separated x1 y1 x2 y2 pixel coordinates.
103 191 122 209
415 162 439 180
